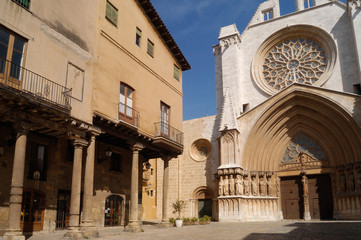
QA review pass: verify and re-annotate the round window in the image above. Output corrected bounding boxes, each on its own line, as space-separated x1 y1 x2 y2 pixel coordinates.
190 139 212 162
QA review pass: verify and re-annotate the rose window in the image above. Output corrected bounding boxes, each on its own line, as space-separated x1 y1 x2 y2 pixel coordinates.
263 38 327 91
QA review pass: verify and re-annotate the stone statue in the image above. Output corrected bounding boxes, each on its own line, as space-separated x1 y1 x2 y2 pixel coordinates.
251 175 258 196
218 176 223 196
357 172 361 192
244 175 250 196
339 174 346 193
301 175 308 196
266 175 273 196
235 175 244 195
223 175 229 195
348 173 355 192
259 176 266 196
229 175 235 195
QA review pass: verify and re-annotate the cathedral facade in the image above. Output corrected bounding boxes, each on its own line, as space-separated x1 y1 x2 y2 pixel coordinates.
170 0 361 222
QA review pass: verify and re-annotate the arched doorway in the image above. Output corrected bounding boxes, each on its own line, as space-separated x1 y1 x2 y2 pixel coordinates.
192 187 215 219
104 195 124 226
242 87 361 220
21 190 45 232
280 133 333 220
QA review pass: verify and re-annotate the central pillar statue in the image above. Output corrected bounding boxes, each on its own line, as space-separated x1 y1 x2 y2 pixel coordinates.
302 174 311 220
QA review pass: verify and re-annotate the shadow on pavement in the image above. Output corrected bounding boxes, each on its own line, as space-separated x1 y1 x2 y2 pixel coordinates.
244 221 361 240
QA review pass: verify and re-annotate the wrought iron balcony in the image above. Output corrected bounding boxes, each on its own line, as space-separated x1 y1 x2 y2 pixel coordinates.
0 58 72 111
154 122 183 145
118 102 140 127
12 0 30 9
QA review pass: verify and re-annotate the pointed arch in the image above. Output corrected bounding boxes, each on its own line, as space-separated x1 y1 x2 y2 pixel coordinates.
243 89 361 171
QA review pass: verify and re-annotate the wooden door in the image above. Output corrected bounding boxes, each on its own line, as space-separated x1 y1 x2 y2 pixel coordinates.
21 190 45 232
308 175 333 219
104 195 123 226
281 176 303 219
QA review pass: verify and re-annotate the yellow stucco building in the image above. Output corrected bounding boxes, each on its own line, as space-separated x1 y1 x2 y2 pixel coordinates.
0 0 189 239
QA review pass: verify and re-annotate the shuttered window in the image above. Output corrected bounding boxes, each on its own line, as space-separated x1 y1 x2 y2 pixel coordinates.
106 1 118 26
147 39 154 57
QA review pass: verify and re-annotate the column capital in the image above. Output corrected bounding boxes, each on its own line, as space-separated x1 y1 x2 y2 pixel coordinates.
74 139 88 148
88 127 102 137
131 142 144 152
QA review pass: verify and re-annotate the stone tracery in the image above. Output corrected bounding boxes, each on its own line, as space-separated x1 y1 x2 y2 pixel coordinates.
263 38 327 91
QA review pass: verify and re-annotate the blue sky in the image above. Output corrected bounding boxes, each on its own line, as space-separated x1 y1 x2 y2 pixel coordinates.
151 0 346 120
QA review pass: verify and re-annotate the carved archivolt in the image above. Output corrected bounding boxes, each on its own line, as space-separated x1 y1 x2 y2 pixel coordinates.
252 25 337 95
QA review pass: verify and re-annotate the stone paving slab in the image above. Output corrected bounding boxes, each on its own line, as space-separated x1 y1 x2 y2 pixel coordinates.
2 220 361 240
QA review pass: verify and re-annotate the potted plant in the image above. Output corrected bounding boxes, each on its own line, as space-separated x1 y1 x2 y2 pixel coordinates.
183 217 191 226
172 199 186 227
169 217 176 226
191 217 198 225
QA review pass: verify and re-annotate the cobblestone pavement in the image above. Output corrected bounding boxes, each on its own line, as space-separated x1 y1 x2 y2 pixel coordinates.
3 220 361 240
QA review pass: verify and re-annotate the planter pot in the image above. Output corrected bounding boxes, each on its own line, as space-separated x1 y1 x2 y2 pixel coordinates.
175 219 183 227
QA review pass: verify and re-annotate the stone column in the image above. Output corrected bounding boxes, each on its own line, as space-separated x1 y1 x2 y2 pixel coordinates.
302 175 311 220
162 156 171 223
3 127 28 240
65 139 88 239
125 142 144 232
81 129 101 238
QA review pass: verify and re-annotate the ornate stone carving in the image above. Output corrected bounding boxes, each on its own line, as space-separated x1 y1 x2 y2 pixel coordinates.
223 175 229 196
235 175 244 195
244 175 250 196
357 171 361 192
348 173 355 193
259 175 266 196
251 175 258 196
266 174 273 196
219 176 224 196
229 175 235 195
339 173 346 193
302 175 308 196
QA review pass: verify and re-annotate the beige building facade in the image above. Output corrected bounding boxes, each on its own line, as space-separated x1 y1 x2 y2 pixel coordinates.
0 0 189 239
168 0 361 222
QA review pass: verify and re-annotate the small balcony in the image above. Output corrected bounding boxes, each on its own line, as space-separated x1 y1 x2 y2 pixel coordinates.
154 122 184 146
118 102 139 127
0 58 72 111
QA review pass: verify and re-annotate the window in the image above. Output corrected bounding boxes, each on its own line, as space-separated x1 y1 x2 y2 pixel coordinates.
160 102 170 136
106 1 118 26
28 142 47 181
147 39 154 57
136 28 142 46
263 9 273 21
110 153 122 172
12 0 30 10
0 27 26 80
119 83 134 117
304 0 315 9
173 65 180 81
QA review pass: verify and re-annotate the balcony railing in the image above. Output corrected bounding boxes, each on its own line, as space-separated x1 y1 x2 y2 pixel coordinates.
0 58 71 111
154 122 183 145
118 102 139 127
12 0 30 9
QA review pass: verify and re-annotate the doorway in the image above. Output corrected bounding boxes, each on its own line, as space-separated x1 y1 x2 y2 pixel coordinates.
280 174 333 220
104 195 124 226
198 199 212 218
21 190 45 232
